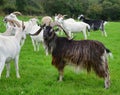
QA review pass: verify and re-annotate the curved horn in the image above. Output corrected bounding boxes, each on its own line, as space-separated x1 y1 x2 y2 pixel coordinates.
29 24 45 36
50 22 71 39
12 11 22 15
62 15 67 18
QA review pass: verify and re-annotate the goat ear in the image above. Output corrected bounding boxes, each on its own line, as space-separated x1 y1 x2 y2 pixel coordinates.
22 21 25 30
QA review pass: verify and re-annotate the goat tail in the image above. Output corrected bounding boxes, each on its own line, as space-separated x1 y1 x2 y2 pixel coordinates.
106 48 113 59
87 24 90 32
86 24 91 36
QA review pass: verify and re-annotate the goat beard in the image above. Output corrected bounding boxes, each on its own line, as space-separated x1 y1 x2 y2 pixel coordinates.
44 35 57 54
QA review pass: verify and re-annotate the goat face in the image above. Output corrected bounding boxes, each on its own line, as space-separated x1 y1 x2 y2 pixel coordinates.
43 26 55 41
4 13 18 22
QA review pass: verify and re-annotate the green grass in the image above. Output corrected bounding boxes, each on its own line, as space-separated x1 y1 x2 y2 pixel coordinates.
0 16 120 95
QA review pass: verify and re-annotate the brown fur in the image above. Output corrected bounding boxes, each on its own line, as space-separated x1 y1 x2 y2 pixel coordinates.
43 26 110 88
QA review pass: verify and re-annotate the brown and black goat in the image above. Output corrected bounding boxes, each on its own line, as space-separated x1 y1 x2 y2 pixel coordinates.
33 24 112 89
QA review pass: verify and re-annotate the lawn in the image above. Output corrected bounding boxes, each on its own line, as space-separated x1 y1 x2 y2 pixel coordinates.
0 16 120 95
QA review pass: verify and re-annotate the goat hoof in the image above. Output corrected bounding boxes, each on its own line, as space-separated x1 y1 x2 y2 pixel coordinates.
6 75 10 78
17 75 20 78
104 84 110 89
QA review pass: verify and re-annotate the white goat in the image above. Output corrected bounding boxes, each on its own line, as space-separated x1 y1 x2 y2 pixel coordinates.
55 14 76 36
28 21 48 55
55 14 90 39
4 11 32 34
4 11 22 28
23 18 39 34
1 12 22 36
4 13 48 55
3 12 38 47
0 20 26 78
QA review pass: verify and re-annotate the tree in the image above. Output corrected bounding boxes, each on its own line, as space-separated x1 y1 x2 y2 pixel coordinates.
16 0 27 12
0 0 5 6
87 3 103 19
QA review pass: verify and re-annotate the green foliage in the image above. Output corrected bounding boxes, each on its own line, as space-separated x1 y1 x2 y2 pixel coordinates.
0 0 6 6
16 0 27 12
0 16 120 95
87 3 103 19
3 4 16 14
0 0 120 20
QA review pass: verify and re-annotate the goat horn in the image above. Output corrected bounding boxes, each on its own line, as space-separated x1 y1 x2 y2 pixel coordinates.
62 15 67 18
50 22 71 39
29 24 45 36
58 25 71 39
12 11 22 15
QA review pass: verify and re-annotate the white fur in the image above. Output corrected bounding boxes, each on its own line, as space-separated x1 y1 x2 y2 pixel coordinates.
4 13 48 54
4 12 31 35
26 18 48 55
0 24 26 78
55 16 90 39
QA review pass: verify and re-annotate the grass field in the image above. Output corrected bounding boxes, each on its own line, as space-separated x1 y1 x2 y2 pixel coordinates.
0 16 120 95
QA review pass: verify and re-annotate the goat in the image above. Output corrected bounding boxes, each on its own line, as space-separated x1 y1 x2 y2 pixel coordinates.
4 14 51 55
78 14 107 37
55 14 76 36
3 12 40 47
0 20 26 78
4 11 22 28
4 11 33 34
41 16 53 26
29 21 71 55
1 12 22 36
22 18 48 55
42 25 112 89
55 14 90 39
29 23 48 54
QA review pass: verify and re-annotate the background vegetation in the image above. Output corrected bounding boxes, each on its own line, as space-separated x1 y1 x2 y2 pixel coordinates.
0 0 120 20
0 16 120 95
0 0 120 94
